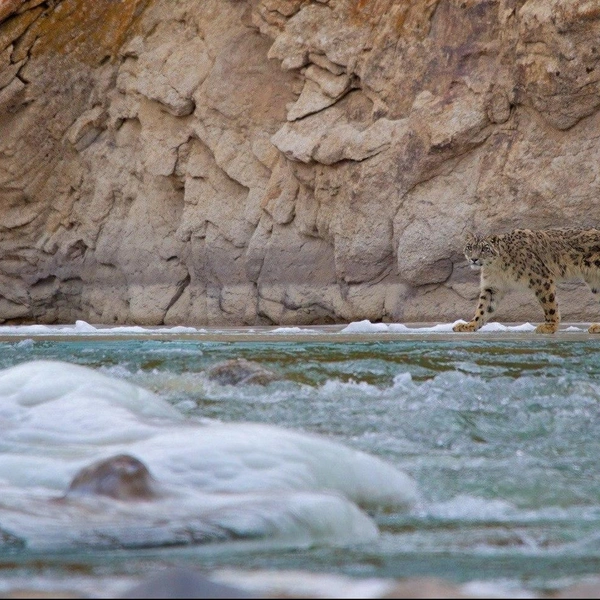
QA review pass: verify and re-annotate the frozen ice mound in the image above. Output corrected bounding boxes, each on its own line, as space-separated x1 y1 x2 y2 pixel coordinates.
0 360 418 550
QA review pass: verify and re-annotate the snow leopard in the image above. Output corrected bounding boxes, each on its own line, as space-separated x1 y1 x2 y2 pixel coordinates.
453 228 600 334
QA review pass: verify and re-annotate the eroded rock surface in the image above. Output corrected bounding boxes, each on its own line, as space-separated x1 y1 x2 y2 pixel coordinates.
1 0 600 325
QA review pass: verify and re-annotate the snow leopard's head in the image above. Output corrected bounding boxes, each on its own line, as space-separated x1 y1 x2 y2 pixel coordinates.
463 233 499 270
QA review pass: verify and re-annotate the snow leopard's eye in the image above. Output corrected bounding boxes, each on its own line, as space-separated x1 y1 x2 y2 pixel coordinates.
465 244 472 251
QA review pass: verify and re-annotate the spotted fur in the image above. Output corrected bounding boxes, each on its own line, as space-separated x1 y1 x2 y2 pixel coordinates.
453 228 600 334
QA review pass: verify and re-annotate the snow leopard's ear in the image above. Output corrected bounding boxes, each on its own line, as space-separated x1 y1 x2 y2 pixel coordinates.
487 235 500 254
465 231 477 244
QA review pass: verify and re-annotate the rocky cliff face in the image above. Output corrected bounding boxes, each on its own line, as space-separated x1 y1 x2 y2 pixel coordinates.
1 0 600 325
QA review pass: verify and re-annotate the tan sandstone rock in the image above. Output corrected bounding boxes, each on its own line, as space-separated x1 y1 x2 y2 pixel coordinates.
1 0 600 325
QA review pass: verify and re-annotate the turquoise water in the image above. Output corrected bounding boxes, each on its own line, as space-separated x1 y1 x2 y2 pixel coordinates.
2 333 600 593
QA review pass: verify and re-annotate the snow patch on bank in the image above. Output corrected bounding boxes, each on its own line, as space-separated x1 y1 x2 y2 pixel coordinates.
339 320 582 334
0 320 589 337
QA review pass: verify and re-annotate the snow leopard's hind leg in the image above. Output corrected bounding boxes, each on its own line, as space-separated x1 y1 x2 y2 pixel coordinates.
583 274 600 334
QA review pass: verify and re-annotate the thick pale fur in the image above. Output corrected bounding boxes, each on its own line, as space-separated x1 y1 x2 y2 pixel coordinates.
454 228 600 334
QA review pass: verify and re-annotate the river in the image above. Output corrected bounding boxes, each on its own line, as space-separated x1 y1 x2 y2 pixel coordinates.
0 321 598 597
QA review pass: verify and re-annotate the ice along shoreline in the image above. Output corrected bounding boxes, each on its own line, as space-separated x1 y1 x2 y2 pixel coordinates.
0 319 596 343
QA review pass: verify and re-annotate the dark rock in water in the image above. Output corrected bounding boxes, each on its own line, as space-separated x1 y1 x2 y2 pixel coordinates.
206 358 279 386
0 528 25 549
121 568 253 599
551 578 600 599
66 454 158 501
382 577 467 598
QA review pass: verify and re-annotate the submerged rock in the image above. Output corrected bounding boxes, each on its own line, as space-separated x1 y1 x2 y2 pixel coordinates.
206 359 279 386
121 568 253 599
551 578 600 599
66 454 158 501
382 577 467 599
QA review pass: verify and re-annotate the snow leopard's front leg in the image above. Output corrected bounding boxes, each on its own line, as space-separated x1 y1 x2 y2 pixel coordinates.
532 278 560 334
453 286 504 332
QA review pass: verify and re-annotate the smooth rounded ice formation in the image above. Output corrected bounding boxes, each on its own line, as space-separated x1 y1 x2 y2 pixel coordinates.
0 360 419 550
